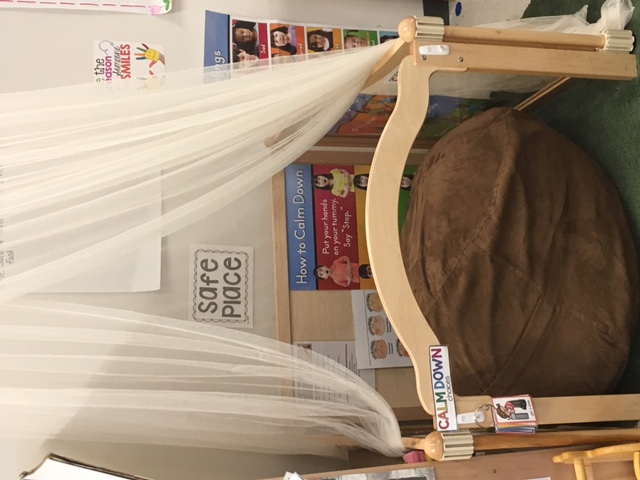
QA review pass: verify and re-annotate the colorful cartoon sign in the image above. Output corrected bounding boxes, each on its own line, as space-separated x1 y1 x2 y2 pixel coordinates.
491 395 538 434
93 40 165 82
430 345 459 432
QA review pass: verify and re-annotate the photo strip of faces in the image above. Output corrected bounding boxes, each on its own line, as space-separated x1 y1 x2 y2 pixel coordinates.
203 10 399 69
234 23 397 65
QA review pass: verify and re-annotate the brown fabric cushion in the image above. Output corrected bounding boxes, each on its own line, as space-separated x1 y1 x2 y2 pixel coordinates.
401 108 639 397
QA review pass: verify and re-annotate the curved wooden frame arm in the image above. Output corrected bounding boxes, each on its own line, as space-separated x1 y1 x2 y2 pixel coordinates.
364 56 466 415
362 38 410 91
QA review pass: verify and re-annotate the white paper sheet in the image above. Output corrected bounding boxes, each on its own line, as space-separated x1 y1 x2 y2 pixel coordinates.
39 243 161 293
294 341 376 400
351 290 413 369
0 166 161 294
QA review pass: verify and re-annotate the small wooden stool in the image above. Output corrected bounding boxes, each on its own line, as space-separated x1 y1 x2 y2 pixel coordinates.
553 442 640 480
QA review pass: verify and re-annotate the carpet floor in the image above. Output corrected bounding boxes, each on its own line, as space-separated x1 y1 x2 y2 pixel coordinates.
523 0 640 393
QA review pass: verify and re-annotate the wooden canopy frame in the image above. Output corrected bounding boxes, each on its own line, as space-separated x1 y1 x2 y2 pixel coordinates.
364 16 639 431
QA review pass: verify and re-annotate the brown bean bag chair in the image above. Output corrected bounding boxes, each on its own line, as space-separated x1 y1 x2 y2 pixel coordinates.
401 108 639 397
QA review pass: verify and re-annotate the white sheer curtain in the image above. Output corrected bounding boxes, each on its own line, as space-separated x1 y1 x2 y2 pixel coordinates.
0 300 404 457
0 45 389 300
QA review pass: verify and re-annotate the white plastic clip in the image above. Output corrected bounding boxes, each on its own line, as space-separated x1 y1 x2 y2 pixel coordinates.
457 410 484 425
418 45 450 56
599 29 635 53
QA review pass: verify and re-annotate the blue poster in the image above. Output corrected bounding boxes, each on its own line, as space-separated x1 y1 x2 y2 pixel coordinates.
284 165 317 290
204 11 230 67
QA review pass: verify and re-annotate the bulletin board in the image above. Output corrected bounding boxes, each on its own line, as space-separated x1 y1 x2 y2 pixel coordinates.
272 144 433 422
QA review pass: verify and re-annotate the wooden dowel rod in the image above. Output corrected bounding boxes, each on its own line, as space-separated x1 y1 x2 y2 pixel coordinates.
473 428 640 451
442 25 606 51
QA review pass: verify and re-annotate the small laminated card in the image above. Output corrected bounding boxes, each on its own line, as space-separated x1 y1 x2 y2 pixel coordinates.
491 394 538 434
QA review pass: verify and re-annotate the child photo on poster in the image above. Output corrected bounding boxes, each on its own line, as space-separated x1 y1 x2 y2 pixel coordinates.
311 165 363 290
312 167 354 198
343 29 379 48
378 30 399 44
313 255 369 289
269 23 306 57
231 17 270 66
306 27 343 52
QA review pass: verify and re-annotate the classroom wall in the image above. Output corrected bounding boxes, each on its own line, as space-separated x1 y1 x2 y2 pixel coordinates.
0 0 423 92
0 1 423 479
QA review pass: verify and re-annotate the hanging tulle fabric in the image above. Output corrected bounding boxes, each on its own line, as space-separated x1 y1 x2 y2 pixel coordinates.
0 44 391 300
0 300 404 458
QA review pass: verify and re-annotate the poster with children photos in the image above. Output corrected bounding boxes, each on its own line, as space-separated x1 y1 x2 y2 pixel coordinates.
352 290 413 369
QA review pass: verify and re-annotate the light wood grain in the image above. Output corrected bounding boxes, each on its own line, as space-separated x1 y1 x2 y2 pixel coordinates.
454 394 640 428
260 447 638 480
271 171 292 344
414 41 637 80
475 429 640 452
555 442 640 465
554 443 640 480
290 290 355 341
365 56 466 417
296 149 428 166
443 24 606 51
315 135 436 151
362 38 410 91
